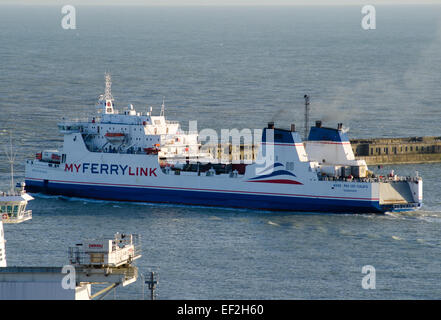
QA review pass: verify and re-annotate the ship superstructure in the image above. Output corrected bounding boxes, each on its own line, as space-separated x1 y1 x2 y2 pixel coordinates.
24 76 423 213
1 154 33 267
56 73 212 164
0 183 33 267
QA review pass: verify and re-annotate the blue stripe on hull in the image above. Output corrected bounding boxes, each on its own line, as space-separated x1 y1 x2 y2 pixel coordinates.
25 179 389 213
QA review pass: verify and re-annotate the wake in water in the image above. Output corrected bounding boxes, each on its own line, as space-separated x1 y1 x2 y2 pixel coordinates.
29 192 262 214
385 209 441 222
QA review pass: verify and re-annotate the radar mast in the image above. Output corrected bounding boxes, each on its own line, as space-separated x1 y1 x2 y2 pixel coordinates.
99 72 115 114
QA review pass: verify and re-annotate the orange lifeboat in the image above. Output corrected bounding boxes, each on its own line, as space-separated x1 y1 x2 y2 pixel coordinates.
144 147 159 155
144 144 161 155
105 132 125 144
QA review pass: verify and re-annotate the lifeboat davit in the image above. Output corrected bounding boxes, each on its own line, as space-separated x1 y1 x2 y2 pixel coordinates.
105 132 125 144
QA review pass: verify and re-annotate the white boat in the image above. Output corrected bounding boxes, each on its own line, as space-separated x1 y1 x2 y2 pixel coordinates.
0 182 33 224
24 74 423 213
1 135 33 225
1 139 34 267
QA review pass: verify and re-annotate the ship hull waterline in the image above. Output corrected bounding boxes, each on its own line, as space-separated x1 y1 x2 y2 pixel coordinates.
24 178 420 214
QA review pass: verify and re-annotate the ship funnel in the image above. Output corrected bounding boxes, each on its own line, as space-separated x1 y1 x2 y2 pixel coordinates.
268 122 274 129
337 123 343 130
315 121 322 128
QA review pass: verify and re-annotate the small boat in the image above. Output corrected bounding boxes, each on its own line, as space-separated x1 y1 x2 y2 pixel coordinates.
0 182 33 267
1 141 33 267
1 134 33 224
0 183 33 224
104 132 126 144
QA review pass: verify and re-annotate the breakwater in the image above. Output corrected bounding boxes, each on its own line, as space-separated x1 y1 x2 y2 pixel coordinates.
350 136 441 165
201 136 441 165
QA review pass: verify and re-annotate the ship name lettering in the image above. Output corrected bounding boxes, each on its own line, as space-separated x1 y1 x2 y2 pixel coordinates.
91 163 99 174
119 165 128 175
110 164 119 175
100 164 109 174
64 163 157 177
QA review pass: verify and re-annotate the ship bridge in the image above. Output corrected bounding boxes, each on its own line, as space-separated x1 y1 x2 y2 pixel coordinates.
50 73 208 163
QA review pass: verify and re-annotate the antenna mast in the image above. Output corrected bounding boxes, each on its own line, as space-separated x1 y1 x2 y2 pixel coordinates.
304 94 310 141
104 72 113 101
101 72 115 114
160 97 165 117
4 133 17 192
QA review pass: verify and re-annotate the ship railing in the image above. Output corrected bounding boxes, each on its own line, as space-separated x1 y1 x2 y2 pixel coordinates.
89 147 152 155
68 234 141 266
58 118 91 124
2 210 32 224
317 175 420 183
68 247 92 266
68 248 141 266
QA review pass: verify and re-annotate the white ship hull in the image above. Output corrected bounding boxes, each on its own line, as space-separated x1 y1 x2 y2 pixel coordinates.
24 75 423 213
25 132 422 213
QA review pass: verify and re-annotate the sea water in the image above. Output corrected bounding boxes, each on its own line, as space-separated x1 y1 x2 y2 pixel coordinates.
1 5 441 299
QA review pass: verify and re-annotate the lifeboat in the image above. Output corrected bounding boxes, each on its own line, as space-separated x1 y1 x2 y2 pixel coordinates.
36 150 61 164
144 147 159 155
144 144 161 155
105 132 125 144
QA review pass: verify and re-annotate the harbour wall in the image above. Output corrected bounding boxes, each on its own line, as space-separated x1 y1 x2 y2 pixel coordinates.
350 136 441 165
201 136 441 165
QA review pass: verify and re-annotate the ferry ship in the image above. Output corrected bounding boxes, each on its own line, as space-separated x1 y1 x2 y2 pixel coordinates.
24 74 423 213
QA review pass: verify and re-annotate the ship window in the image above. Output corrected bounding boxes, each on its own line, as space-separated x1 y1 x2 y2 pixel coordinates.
7 206 12 213
0 206 5 213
